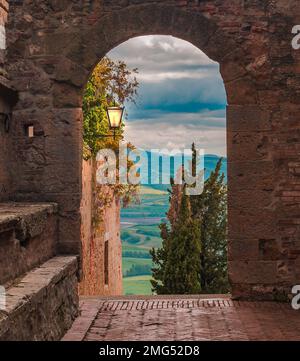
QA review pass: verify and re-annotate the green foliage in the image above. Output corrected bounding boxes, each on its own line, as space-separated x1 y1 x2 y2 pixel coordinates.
190 147 229 294
125 263 152 277
122 250 152 259
83 57 138 157
151 193 201 294
121 230 144 244
123 275 153 296
136 229 160 237
121 224 163 249
83 57 140 210
122 230 134 241
123 233 141 244
149 223 169 294
121 193 170 219
150 144 229 295
122 256 152 276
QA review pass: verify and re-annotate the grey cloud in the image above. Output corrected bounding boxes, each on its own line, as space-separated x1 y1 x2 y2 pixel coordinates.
135 76 227 108
124 121 227 156
109 36 227 109
107 36 227 156
126 109 226 128
108 35 219 76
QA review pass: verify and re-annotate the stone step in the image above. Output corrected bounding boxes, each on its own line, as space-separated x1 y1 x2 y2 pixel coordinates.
0 202 59 286
0 256 79 341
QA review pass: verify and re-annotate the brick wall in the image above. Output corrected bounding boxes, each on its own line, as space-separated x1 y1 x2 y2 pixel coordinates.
0 0 16 201
0 256 78 341
79 158 123 296
0 203 58 285
0 0 8 201
3 0 300 300
0 0 8 68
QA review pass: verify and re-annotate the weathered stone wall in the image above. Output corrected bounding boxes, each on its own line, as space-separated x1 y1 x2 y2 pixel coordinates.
0 204 77 341
0 0 7 69
79 159 123 296
0 256 78 341
0 99 11 202
3 0 300 300
0 203 58 285
0 0 17 202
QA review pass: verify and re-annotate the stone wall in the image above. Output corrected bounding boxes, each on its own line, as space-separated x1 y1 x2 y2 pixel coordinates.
0 203 78 341
0 0 7 69
0 256 78 341
3 0 300 300
79 158 123 296
0 203 58 285
0 0 17 202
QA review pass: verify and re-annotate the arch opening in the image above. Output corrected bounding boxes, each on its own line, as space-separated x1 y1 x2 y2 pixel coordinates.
79 35 228 297
6 1 285 303
0 0 298 342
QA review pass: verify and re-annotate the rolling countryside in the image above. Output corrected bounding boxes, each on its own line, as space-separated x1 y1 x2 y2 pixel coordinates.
121 154 227 295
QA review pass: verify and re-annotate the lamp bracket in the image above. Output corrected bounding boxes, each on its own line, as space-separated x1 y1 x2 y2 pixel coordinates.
0 112 11 133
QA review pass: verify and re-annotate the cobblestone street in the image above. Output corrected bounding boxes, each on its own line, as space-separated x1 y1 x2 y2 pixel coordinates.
63 296 300 341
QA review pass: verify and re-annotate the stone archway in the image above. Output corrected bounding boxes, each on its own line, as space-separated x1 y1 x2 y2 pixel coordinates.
5 1 300 301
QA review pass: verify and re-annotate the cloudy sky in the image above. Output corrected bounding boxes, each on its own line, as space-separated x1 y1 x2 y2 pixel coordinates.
108 36 227 156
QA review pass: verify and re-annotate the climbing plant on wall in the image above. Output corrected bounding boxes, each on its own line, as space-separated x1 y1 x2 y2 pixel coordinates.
83 57 139 157
83 57 140 219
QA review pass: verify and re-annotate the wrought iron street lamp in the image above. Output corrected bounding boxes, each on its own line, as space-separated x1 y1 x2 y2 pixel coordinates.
96 105 125 140
0 112 11 133
106 106 124 131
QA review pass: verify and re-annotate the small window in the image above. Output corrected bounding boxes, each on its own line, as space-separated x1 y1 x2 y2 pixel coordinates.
25 125 34 138
104 240 109 286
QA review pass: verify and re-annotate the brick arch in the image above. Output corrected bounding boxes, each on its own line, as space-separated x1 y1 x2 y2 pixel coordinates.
78 5 231 78
5 0 300 301
60 3 254 104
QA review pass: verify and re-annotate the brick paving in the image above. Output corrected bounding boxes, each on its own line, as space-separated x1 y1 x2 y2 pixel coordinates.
62 296 300 341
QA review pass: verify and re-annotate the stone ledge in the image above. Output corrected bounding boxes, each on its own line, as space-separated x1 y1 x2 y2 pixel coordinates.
3 256 78 314
0 202 59 286
0 202 58 239
0 256 79 341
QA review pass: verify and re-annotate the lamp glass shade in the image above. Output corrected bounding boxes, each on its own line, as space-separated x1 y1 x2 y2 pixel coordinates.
106 106 124 129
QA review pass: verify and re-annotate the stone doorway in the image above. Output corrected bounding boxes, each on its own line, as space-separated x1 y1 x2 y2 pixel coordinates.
97 34 228 297
5 1 300 302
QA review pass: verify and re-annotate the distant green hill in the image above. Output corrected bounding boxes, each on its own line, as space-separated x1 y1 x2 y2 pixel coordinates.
141 153 226 193
123 275 153 296
121 154 227 295
121 154 227 223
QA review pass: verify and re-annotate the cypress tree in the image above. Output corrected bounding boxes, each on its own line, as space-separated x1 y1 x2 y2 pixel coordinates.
150 144 228 295
151 192 201 294
190 157 229 293
150 222 170 295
